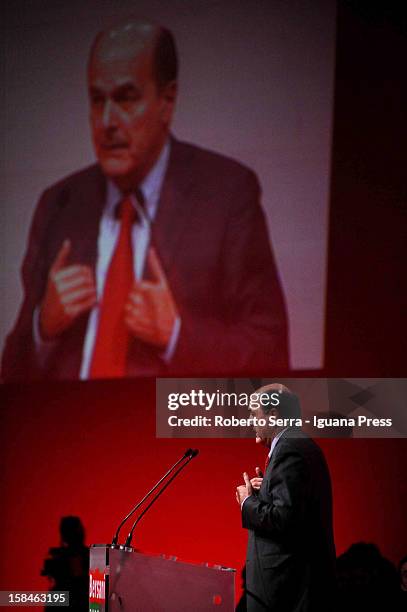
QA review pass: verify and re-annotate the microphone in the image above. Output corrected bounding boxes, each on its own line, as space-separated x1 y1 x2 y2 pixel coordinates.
124 449 199 549
111 449 197 546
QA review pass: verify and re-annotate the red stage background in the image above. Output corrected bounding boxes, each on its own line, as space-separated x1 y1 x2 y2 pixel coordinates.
1 379 406 597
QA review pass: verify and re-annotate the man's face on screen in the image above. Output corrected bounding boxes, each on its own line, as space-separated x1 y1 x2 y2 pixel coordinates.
88 40 175 189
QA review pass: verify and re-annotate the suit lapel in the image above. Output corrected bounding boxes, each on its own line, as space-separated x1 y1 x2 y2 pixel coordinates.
268 426 305 471
65 165 106 268
152 139 196 273
268 427 293 470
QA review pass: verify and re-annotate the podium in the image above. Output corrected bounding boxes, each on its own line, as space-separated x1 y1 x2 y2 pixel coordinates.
89 544 235 611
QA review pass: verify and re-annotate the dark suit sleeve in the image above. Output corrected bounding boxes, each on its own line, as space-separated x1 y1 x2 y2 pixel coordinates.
172 170 288 374
1 189 54 381
242 446 308 537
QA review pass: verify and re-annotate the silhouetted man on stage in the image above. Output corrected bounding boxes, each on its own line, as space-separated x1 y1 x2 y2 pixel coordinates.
236 384 336 611
41 516 88 611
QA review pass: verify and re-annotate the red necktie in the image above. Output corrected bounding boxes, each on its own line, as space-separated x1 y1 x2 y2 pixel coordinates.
265 454 271 472
90 197 135 378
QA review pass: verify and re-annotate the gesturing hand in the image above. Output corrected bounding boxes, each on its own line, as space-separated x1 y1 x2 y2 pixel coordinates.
39 240 97 339
250 466 264 491
125 247 178 348
236 472 254 506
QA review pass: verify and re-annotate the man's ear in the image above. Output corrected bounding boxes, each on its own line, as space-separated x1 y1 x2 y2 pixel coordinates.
160 80 177 123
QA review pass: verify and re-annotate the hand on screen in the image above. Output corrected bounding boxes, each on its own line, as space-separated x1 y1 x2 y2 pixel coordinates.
250 466 264 491
39 240 97 339
125 247 178 348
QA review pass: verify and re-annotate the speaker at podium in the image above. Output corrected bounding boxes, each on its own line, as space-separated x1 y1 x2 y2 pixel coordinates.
89 449 236 610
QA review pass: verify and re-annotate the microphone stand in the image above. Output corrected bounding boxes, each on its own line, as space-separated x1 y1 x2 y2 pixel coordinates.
124 450 198 549
111 449 195 546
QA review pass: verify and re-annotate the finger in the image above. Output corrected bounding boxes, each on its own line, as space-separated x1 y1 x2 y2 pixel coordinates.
125 315 153 334
130 292 143 306
124 310 151 327
65 295 97 317
54 265 93 282
147 247 167 286
128 284 160 310
135 280 157 296
251 478 263 489
125 317 155 342
130 278 154 292
243 472 252 489
256 467 264 478
127 291 148 308
57 272 95 292
126 294 157 322
60 286 97 305
51 240 71 273
124 302 151 324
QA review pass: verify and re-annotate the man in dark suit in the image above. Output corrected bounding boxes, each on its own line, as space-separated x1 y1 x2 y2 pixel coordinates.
1 20 288 381
236 384 336 611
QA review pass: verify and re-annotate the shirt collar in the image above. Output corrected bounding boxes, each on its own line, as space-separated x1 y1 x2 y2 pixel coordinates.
268 427 290 459
104 139 171 222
